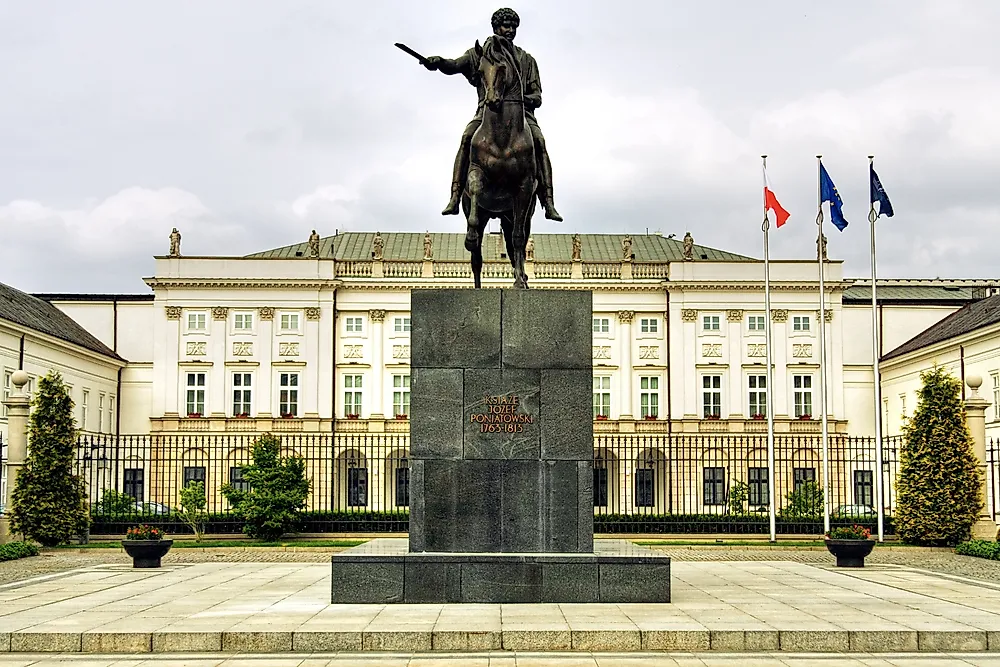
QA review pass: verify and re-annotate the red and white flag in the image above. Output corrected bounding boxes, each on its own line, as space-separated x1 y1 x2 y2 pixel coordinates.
763 169 790 228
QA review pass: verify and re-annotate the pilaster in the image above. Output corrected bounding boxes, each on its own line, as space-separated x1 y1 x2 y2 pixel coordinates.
1 372 30 544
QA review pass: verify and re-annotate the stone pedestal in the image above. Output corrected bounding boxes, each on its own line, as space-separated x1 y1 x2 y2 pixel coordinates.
332 289 670 603
965 376 998 541
0 371 30 544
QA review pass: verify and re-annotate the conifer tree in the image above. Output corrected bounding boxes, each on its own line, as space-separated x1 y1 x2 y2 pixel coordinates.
895 366 982 545
9 372 90 546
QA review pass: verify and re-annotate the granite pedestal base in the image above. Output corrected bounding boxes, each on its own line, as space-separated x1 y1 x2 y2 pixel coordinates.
330 538 671 604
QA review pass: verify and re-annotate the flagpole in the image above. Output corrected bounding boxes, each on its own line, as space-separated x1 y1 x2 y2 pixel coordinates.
869 154 885 543
817 155 831 535
762 155 777 544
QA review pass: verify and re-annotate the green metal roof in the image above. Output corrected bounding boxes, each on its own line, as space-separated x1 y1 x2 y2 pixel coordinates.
842 283 995 304
247 232 755 263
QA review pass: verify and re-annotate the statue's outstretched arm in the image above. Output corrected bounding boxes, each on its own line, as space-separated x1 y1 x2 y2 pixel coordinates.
423 51 473 77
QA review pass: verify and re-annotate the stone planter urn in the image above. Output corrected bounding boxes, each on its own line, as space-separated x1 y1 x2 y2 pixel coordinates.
122 540 173 568
825 539 875 568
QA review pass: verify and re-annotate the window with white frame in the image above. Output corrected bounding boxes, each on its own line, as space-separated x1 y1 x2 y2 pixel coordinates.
748 374 767 418
185 372 206 416
186 311 207 332
900 393 907 418
702 315 720 332
593 376 611 418
345 316 363 333
592 317 610 334
279 372 299 417
393 374 410 417
343 374 363 417
232 372 253 416
793 375 813 417
393 316 410 332
702 375 722 417
81 389 89 429
98 394 105 433
279 312 300 333
792 315 811 332
747 315 766 332
639 376 659 418
992 372 1000 421
639 317 658 334
108 396 115 433
2 370 10 417
233 311 254 332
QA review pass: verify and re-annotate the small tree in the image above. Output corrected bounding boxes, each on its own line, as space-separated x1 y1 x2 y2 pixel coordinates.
95 489 136 515
895 366 982 546
178 481 207 542
781 481 824 519
727 481 748 515
221 434 310 541
9 372 90 546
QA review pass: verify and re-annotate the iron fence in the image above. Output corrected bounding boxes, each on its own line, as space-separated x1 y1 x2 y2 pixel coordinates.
990 438 999 521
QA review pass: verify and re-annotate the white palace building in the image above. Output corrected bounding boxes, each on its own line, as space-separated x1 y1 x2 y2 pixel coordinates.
3 230 1000 515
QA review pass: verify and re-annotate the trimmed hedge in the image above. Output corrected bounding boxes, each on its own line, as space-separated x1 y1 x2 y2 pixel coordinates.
0 541 40 562
955 540 1000 561
90 510 891 536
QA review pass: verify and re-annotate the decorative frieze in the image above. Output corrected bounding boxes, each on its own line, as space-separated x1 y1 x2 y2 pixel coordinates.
771 309 788 323
681 309 698 323
639 346 659 360
165 306 182 320
392 344 410 359
792 343 812 358
233 342 253 356
344 345 363 359
593 346 611 360
369 309 387 323
185 341 206 356
305 307 321 321
278 342 299 357
815 309 834 323
212 307 229 321
747 343 766 358
617 310 635 324
726 309 744 322
258 307 275 321
702 343 723 358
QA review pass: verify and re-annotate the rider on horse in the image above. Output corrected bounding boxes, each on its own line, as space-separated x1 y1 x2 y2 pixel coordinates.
421 8 563 223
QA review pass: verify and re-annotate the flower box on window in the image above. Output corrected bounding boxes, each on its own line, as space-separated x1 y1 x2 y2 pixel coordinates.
395 414 409 420
280 413 297 419
703 414 721 421
346 414 360 420
595 415 609 421
643 415 657 420
751 413 766 421
798 414 813 420
186 412 203 419
233 413 250 419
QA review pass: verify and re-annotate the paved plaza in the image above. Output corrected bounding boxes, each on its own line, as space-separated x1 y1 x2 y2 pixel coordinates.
1 560 999 657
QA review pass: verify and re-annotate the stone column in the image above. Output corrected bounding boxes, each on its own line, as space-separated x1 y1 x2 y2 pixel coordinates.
617 310 635 423
0 371 30 544
369 309 387 425
965 375 999 541
209 307 228 418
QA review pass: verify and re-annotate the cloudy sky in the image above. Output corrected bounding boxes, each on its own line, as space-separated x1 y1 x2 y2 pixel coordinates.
2 1 998 292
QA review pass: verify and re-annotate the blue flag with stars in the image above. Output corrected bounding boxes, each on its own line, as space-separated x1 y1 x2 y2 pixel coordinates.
870 164 894 218
820 163 849 231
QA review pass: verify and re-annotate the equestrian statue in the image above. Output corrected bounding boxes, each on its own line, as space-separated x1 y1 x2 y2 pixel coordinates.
397 8 562 288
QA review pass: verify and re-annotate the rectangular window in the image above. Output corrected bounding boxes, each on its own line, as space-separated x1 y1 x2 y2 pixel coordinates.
793 375 813 418
793 467 816 491
232 373 253 416
183 466 206 487
395 464 410 507
279 372 299 417
792 315 811 332
993 372 1000 421
703 467 725 506
702 315 720 331
747 315 766 331
186 372 206 416
98 394 105 433
348 467 368 507
229 466 251 493
343 374 363 417
854 470 874 507
392 374 410 417
123 468 144 502
81 390 89 429
187 312 207 332
702 375 722 418
234 312 254 331
593 466 609 507
900 393 907 418
635 468 655 508
108 396 115 433
345 316 363 333
748 375 767 418
592 317 610 333
393 316 410 332
748 467 769 507
3 370 10 417
639 318 658 334
593 376 611 418
639 376 659 419
280 313 300 332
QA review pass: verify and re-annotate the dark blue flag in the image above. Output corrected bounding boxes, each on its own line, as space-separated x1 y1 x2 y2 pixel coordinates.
820 163 849 231
870 164 894 218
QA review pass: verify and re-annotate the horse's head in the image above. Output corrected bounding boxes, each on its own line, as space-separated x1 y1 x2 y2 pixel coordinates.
475 38 514 112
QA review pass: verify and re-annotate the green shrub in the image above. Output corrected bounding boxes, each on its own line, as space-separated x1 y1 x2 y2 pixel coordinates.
221 433 311 541
955 540 1000 561
94 489 136 516
727 481 748 515
781 481 825 519
9 372 90 546
895 367 982 546
178 481 207 542
0 541 40 562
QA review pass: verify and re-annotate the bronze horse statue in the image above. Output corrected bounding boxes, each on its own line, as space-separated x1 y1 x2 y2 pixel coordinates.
463 36 537 289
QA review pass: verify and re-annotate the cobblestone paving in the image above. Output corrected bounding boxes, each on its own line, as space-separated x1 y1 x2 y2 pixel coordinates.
3 545 1000 588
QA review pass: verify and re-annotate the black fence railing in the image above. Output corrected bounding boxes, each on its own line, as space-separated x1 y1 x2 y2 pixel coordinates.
990 438 999 521
64 432 921 536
